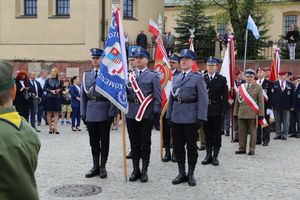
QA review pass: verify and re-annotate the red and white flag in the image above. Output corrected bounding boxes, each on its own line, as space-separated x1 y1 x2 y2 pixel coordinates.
269 46 280 82
189 38 198 72
148 19 172 115
148 19 160 36
220 36 235 97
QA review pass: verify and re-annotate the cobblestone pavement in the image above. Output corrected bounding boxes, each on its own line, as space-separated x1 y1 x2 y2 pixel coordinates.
35 123 300 200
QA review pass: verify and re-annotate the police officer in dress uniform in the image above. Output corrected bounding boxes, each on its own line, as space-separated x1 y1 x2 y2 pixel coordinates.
0 60 40 200
256 68 273 146
167 49 208 186
126 48 162 183
162 54 180 162
234 68 264 155
81 48 117 179
202 57 228 166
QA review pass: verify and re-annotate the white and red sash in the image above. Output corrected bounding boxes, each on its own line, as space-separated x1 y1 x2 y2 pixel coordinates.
238 84 268 127
262 89 268 103
128 72 153 121
234 83 238 95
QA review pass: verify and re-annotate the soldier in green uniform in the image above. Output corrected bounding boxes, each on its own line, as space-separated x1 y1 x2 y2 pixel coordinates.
0 60 41 200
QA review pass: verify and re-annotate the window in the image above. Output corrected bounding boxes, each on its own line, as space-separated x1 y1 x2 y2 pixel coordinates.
216 23 227 37
24 0 37 16
56 0 70 16
284 15 297 33
123 0 133 18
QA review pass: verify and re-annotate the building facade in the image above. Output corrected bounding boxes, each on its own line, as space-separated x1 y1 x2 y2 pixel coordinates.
164 0 300 41
0 0 164 76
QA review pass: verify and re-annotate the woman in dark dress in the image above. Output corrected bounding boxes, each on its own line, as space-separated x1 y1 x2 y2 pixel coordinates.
13 71 32 121
44 68 63 134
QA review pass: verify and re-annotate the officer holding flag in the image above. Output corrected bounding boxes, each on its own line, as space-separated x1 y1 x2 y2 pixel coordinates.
126 47 162 183
81 48 117 179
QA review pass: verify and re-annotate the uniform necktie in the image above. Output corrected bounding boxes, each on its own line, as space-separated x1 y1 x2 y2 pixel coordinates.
259 80 262 85
138 70 142 77
182 72 186 81
95 70 98 79
210 76 213 82
281 81 284 91
247 83 250 89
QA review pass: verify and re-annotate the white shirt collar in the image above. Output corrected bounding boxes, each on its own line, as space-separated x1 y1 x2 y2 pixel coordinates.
257 78 264 85
182 69 191 75
208 72 216 79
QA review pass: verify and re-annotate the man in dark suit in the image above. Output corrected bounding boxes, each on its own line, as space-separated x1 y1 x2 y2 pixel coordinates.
162 54 180 162
256 68 273 146
202 57 228 166
167 49 208 186
29 71 43 132
292 77 300 138
273 71 294 140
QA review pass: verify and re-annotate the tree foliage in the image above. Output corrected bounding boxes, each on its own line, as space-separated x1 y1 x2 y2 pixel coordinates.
174 0 216 59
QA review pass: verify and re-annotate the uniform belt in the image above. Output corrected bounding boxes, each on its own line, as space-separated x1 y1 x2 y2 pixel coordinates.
88 96 109 102
174 98 197 104
128 98 141 104
208 99 221 104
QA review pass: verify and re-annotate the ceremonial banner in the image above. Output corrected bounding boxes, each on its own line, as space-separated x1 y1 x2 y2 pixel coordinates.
246 15 260 40
148 19 172 115
269 46 281 82
95 8 128 114
148 19 160 36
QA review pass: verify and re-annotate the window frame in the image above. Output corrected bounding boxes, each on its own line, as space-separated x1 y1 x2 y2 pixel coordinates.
284 15 298 34
24 0 37 16
123 0 134 19
56 0 70 16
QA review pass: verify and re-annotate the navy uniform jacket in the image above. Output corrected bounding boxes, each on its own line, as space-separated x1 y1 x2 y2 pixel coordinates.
293 84 300 112
126 68 162 119
167 71 208 124
204 73 228 117
70 85 80 108
80 70 117 122
272 80 294 110
257 79 273 110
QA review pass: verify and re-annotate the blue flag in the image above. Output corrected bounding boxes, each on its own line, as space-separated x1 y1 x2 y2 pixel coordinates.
246 15 260 40
95 9 128 114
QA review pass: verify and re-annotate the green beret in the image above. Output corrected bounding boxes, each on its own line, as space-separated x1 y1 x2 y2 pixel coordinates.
0 60 14 92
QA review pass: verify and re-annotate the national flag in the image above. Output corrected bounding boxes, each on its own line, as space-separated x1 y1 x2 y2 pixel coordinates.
246 15 260 40
220 37 235 95
148 19 172 115
269 46 281 82
148 19 160 36
95 8 128 113
189 37 198 72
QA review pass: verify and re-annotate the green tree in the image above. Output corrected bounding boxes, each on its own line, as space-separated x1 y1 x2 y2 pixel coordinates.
174 0 216 59
213 0 271 59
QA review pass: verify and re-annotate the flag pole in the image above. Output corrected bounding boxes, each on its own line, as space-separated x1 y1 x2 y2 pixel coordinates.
121 113 127 182
243 29 248 71
160 116 163 159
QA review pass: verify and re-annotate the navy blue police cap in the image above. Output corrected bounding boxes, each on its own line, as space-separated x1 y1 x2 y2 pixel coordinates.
179 49 197 60
133 48 150 59
90 48 104 57
169 54 180 63
207 56 219 65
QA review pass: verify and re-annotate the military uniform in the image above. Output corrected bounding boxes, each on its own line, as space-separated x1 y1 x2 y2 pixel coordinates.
81 48 117 179
256 75 273 145
167 49 208 186
234 69 264 155
0 60 40 200
126 48 162 183
233 77 246 142
202 58 228 166
162 55 180 162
